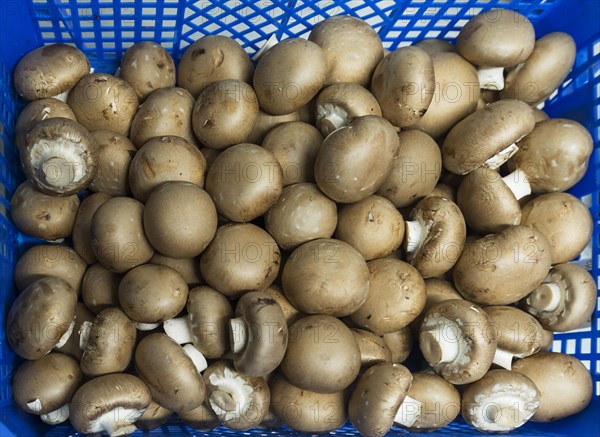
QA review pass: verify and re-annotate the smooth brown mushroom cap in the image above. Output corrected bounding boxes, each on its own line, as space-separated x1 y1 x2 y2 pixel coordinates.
352 329 392 369
72 192 112 264
414 39 456 55
512 352 592 422
81 263 121 314
457 9 535 67
135 333 206 413
135 400 173 431
15 98 76 151
177 402 221 431
483 306 543 358
262 285 304 326
13 352 83 415
89 130 136 196
55 302 94 360
150 253 203 286
442 100 535 175
348 363 413 437
383 327 413 364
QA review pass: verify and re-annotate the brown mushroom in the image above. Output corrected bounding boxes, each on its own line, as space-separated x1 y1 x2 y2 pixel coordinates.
177 402 221 431
88 130 136 196
246 110 300 144
135 400 173 431
414 39 456 55
72 192 111 264
383 327 413 364
150 253 203 287
262 285 304 326
15 98 76 151
55 302 95 360
81 263 121 314
352 329 392 369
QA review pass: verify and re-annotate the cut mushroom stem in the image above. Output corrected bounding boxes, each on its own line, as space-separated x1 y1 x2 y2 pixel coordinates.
229 317 248 354
87 407 143 437
405 220 430 259
54 320 75 349
78 320 92 350
182 344 208 373
135 322 161 331
502 168 531 200
317 103 349 135
394 395 423 428
477 66 505 91
526 283 562 312
420 324 460 364
483 143 519 170
492 348 516 370
253 34 279 61
163 317 194 344
40 404 70 425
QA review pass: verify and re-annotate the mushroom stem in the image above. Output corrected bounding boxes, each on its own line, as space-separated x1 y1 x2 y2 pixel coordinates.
394 395 423 428
404 220 430 259
502 168 532 200
54 320 75 349
253 34 279 61
477 66 505 91
26 399 43 414
492 348 516 370
317 103 349 135
135 322 161 331
163 317 193 343
526 283 562 312
41 404 70 425
420 325 460 364
483 143 519 170
182 344 208 373
88 407 143 437
229 317 248 354
79 320 93 350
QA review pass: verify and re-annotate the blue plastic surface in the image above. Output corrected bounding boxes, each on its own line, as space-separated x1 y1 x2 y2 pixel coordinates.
0 1 599 436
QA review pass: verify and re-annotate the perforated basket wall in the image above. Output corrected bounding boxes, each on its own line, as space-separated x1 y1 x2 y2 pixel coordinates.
0 1 599 436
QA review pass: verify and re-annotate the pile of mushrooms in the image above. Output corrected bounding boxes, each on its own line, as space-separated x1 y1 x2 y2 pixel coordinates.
6 8 596 437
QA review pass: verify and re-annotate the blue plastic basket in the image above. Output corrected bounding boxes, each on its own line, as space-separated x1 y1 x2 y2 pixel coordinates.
0 1 599 436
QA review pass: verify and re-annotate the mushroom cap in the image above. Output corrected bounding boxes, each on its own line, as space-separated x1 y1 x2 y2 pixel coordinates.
501 32 576 105
461 369 540 432
261 121 323 186
414 39 456 55
135 399 173 431
281 315 361 393
135 333 206 413
420 299 497 385
14 244 87 294
91 196 154 272
119 264 188 323
129 135 206 203
521 263 597 332
442 100 535 175
406 196 467 278
512 352 592 422
89 130 136 196
265 183 337 250
143 181 217 258
262 285 304 326
200 223 280 298
457 9 535 67
282 239 370 317
187 286 233 359
247 110 300 144
407 52 480 139
150 253 203 287
129 87 198 148
14 43 90 100
254 38 326 115
10 181 80 240
203 360 270 430
350 258 426 334
81 263 121 314
521 193 593 264
269 373 347 433
22 117 98 196
69 373 152 435
348 363 413 437
508 119 594 193
178 35 253 98
377 130 442 208
532 108 550 123
315 115 400 203
55 302 94 360
453 225 553 305
81 307 137 376
72 192 112 264
411 278 463 334
352 328 392 369
315 83 382 136
204 143 283 222
401 372 460 431
336 195 405 261
7 276 77 360
15 98 76 151
192 80 259 150
13 352 82 415
120 41 176 101
382 327 413 364
483 306 543 358
67 73 139 136
178 402 221 431
430 183 457 202
457 167 522 234
308 15 383 86
371 46 435 127
232 291 288 377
